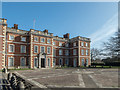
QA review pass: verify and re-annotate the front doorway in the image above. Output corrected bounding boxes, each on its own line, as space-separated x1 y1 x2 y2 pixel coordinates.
41 58 45 68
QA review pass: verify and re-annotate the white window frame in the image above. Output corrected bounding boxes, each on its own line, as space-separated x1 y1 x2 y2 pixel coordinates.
47 39 51 44
9 35 14 40
65 59 69 66
53 42 56 45
86 43 88 47
40 46 45 53
21 37 26 42
9 44 15 52
59 42 62 46
59 49 62 55
53 59 56 67
81 42 84 47
48 58 51 67
34 37 38 42
73 58 77 67
65 50 69 56
81 49 84 55
34 57 38 68
53 49 56 57
41 38 45 43
47 47 51 54
8 57 14 67
65 43 69 47
73 49 77 55
86 59 88 66
86 50 88 55
73 42 76 47
21 45 26 53
59 58 63 66
34 45 38 53
20 57 26 66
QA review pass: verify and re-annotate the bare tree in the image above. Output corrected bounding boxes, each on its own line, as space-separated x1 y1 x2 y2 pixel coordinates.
91 48 102 61
103 30 120 58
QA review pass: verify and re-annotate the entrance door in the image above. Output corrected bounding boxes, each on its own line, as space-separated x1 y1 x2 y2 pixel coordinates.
41 58 45 68
73 59 77 67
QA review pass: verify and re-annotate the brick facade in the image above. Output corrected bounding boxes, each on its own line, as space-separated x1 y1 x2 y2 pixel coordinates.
0 18 91 69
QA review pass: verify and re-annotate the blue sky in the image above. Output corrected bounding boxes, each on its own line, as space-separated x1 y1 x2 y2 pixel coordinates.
2 2 118 48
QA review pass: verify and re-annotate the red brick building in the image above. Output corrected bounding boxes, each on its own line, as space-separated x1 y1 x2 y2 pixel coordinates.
0 18 91 69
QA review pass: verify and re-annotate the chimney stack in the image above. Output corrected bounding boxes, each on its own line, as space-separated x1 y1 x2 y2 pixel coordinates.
14 24 18 29
0 18 7 26
43 29 48 34
63 33 69 39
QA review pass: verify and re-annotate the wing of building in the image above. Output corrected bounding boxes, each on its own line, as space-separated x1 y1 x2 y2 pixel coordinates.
0 18 91 69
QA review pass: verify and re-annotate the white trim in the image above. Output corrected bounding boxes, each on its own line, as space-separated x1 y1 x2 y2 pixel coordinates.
9 44 15 52
7 41 29 44
47 38 51 44
81 49 84 55
59 49 63 55
20 57 26 66
47 58 51 67
65 50 69 56
34 36 39 42
86 49 88 55
59 58 63 66
47 47 51 54
8 57 14 67
53 58 56 67
81 42 84 47
73 58 77 67
21 45 26 53
59 42 63 46
73 49 77 55
34 57 38 68
65 58 69 66
0 35 5 37
34 45 38 53
40 37 45 43
73 42 76 47
9 35 14 40
21 37 26 42
40 46 45 53
6 54 29 56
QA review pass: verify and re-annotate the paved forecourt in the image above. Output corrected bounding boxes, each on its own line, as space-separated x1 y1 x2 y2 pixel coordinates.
14 68 119 89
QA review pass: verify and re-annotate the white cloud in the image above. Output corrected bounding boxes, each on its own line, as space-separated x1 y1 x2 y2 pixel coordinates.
89 13 118 49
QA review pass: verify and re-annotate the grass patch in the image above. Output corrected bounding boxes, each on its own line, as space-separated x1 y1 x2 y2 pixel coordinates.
90 65 120 68
8 68 34 71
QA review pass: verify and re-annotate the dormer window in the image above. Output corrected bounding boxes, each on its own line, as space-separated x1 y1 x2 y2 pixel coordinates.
9 35 14 40
21 37 26 42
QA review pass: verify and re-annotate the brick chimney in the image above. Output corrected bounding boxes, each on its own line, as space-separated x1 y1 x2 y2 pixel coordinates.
63 33 69 39
43 29 48 33
14 24 18 29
